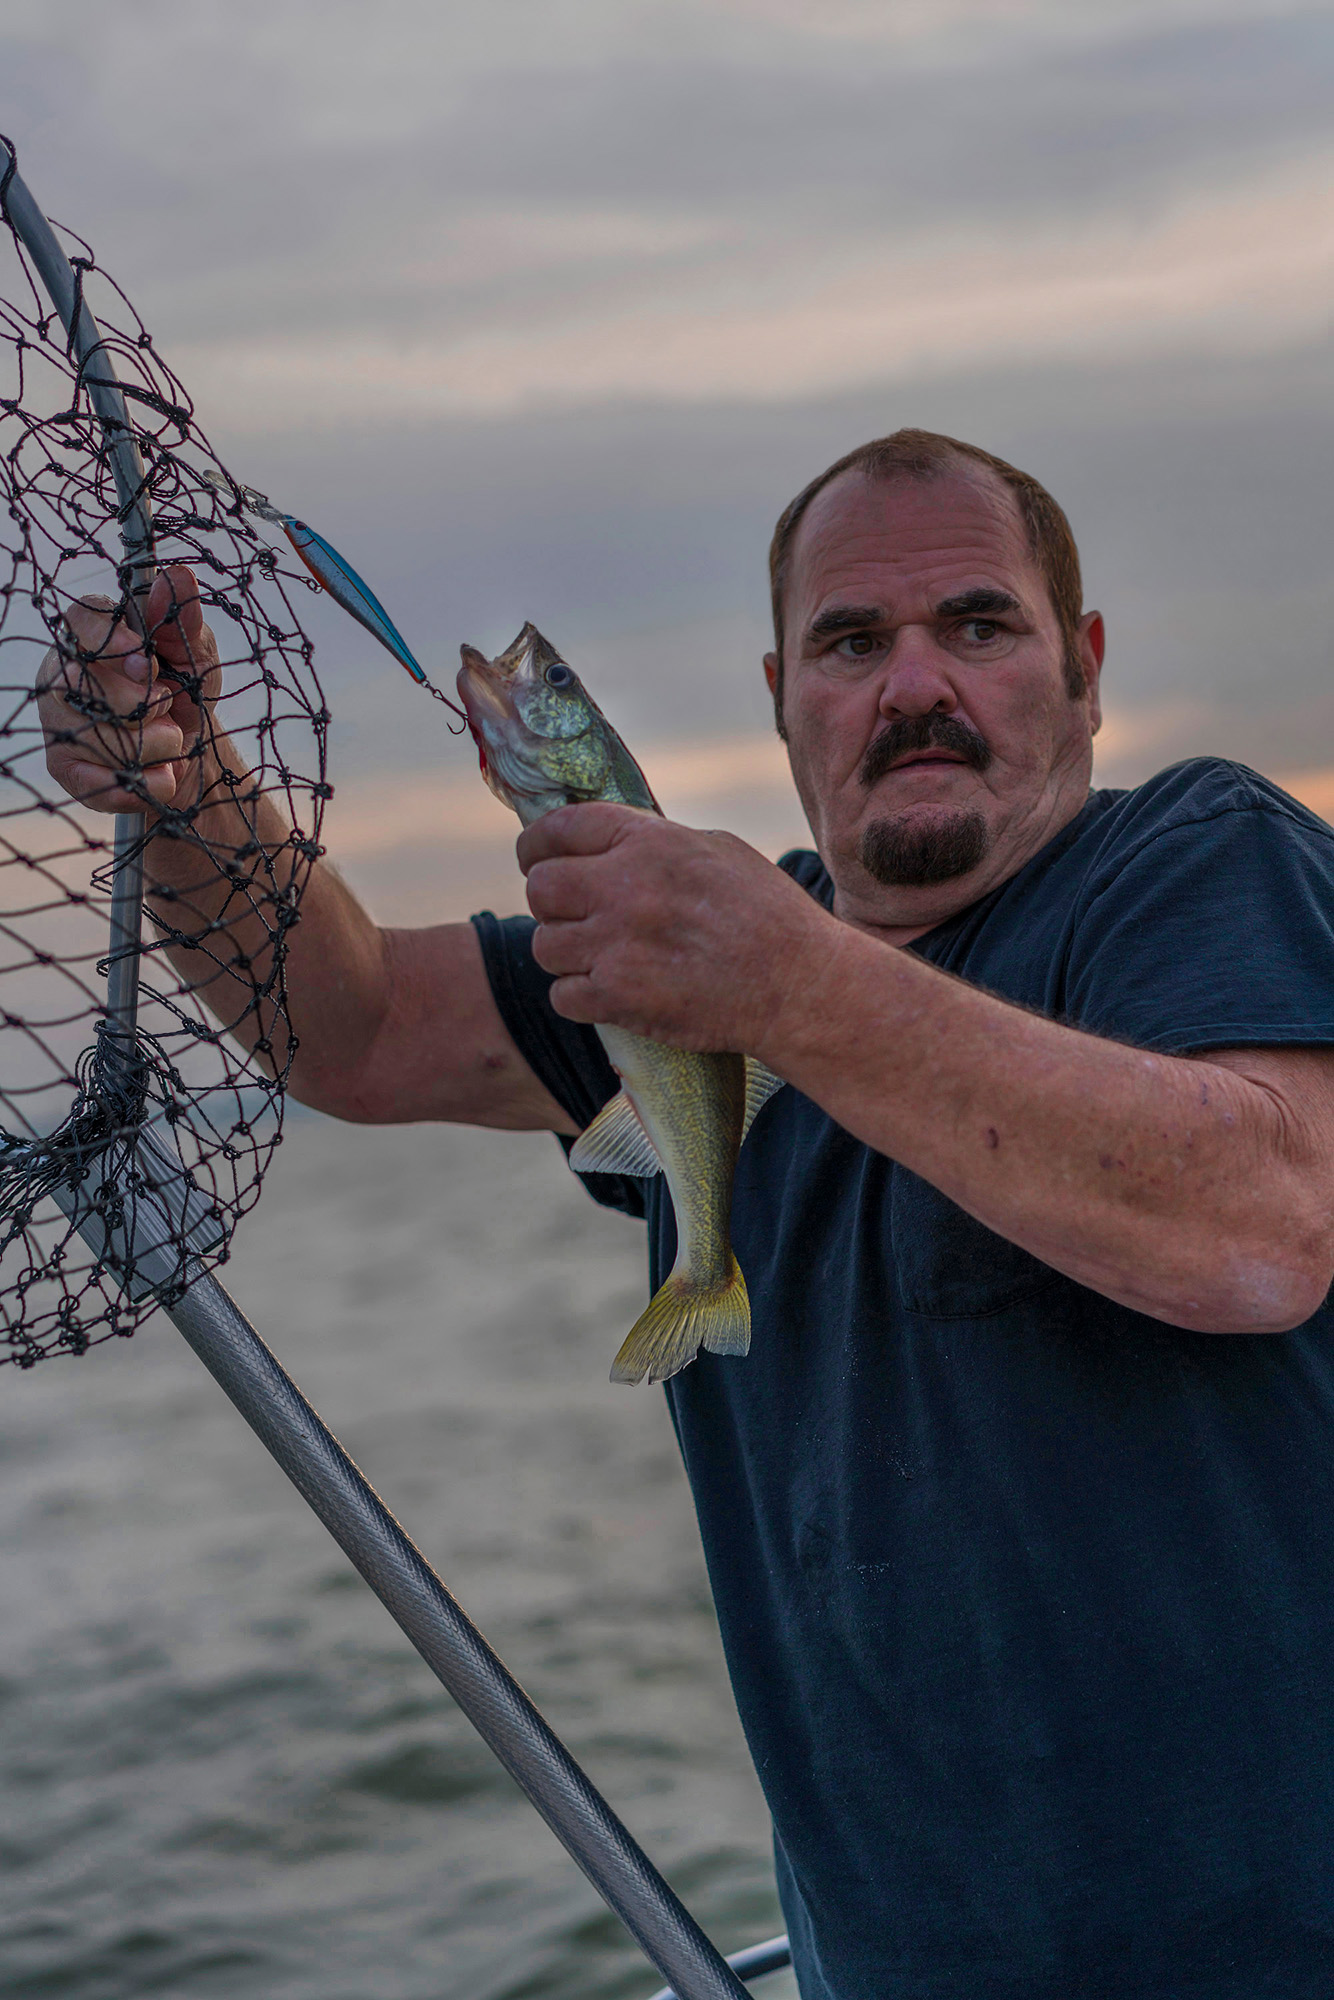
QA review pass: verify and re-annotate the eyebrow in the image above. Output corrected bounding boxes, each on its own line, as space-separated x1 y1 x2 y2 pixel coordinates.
804 603 886 643
803 587 1021 647
934 587 1020 619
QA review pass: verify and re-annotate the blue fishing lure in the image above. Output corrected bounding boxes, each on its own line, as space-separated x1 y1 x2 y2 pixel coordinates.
202 470 462 716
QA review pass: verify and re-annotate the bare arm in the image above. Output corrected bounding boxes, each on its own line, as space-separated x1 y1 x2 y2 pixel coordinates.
39 572 576 1135
519 804 1334 1334
763 931 1334 1334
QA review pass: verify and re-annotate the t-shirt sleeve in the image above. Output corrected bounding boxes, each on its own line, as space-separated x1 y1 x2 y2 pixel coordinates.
470 910 646 1218
1064 786 1334 1054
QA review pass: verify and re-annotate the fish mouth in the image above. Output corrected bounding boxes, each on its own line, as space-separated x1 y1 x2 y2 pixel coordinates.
456 622 563 728
456 646 512 732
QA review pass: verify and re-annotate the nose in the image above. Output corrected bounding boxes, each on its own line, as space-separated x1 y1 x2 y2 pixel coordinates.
875 624 958 721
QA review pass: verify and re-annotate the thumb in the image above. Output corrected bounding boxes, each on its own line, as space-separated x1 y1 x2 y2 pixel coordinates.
145 564 206 668
516 801 646 875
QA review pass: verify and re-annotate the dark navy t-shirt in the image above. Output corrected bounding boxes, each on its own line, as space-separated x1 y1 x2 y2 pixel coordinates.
473 760 1334 2000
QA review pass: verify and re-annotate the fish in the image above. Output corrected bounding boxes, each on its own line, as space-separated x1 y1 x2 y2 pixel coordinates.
456 623 783 1385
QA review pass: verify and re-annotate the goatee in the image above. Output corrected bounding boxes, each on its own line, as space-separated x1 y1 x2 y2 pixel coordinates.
860 809 990 887
858 713 993 887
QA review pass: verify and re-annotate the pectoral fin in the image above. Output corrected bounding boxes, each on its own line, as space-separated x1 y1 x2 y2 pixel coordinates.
742 1059 786 1143
569 1090 663 1178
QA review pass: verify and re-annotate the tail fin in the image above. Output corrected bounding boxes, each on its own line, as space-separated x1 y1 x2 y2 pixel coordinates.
610 1261 751 1386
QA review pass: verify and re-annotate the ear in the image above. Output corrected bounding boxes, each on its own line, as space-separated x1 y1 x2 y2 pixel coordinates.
1077 612 1105 734
763 651 789 743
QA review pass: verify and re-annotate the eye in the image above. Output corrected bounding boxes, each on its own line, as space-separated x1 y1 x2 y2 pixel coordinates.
545 662 574 687
961 619 1000 643
835 633 878 657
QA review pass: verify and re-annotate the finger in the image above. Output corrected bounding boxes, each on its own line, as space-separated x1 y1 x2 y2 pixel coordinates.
49 681 186 757
52 602 146 696
58 756 182 814
47 598 160 712
546 973 600 1025
44 712 187 814
38 682 177 782
525 855 595 924
83 712 187 766
516 801 646 875
531 918 595 979
145 565 216 670
56 593 120 662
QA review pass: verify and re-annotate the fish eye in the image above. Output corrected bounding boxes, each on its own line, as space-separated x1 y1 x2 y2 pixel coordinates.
545 662 574 687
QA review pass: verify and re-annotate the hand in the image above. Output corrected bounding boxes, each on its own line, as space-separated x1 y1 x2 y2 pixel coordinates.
37 565 221 813
517 802 838 1054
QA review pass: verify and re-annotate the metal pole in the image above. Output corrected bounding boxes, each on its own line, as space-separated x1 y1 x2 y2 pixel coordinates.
45 1142 751 1998
103 816 145 1034
1 144 152 1046
163 1267 750 2000
6 140 752 1999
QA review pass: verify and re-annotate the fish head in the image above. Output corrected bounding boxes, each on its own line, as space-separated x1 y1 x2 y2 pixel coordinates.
456 623 658 827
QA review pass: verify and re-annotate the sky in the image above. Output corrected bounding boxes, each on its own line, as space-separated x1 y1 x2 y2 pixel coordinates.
3 0 1333 921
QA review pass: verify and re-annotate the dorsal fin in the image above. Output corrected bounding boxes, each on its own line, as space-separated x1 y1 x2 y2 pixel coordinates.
525 625 564 673
496 622 565 676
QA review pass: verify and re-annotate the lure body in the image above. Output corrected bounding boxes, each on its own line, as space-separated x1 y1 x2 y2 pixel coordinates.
277 518 428 685
202 470 435 691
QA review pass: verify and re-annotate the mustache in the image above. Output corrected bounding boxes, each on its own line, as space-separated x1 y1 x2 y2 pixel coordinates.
859 713 992 787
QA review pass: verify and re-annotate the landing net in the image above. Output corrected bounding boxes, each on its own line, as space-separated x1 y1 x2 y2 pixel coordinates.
0 141 329 1365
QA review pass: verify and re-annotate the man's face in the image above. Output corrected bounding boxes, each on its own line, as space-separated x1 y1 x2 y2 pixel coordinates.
765 464 1104 937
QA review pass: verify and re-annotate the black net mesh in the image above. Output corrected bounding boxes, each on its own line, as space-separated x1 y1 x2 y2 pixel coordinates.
0 140 332 1366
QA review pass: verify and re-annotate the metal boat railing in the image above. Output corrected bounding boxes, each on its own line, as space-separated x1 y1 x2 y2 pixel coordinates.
649 1933 793 1998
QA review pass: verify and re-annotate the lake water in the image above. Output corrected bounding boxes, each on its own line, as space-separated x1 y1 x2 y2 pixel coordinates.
0 1112 795 1999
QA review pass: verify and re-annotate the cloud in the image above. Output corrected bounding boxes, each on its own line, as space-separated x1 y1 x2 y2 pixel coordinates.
5 1 1334 823
167 151 1334 428
10 4 1334 343
10 2 1324 437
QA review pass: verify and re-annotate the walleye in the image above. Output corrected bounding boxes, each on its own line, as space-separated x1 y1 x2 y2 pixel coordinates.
457 624 782 1386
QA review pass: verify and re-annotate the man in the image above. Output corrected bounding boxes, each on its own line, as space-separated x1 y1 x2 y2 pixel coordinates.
42 430 1334 1997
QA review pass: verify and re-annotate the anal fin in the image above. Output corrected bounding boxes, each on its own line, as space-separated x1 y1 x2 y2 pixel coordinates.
569 1089 662 1178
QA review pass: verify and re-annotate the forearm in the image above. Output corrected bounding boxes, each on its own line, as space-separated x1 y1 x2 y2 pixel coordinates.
143 729 389 1099
758 919 1334 1333
42 586 571 1134
147 733 572 1131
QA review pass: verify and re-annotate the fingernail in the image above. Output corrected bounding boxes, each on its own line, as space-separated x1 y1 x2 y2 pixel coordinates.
123 652 149 684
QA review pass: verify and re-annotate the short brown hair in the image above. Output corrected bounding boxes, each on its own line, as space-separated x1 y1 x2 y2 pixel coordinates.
767 428 1085 734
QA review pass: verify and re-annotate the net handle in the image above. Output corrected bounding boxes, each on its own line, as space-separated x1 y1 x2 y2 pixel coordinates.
0 139 153 1041
166 1266 752 2000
